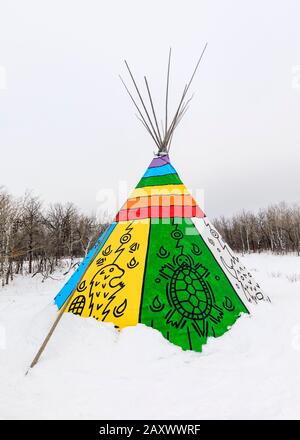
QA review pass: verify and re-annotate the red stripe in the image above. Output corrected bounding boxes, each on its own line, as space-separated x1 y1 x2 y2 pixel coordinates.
121 194 197 210
115 205 205 221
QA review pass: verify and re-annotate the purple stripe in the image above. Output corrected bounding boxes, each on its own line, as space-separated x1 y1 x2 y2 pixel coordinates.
148 155 170 168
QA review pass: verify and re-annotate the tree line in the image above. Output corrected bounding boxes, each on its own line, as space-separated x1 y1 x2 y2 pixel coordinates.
0 188 108 286
1 187 299 287
213 202 300 255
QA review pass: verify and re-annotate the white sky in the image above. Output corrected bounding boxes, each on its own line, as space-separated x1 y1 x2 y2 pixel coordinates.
0 0 300 219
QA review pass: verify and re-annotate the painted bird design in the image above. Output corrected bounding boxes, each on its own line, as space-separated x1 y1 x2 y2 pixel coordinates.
88 263 125 319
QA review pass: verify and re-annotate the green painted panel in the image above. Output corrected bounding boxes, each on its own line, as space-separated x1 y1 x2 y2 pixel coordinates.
140 218 248 351
136 173 182 188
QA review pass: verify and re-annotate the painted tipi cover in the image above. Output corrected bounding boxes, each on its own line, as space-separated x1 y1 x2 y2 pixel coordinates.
52 49 270 353
54 154 269 352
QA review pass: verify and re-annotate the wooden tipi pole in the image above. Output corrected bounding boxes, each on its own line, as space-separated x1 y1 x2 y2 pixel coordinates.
25 293 74 375
25 224 112 375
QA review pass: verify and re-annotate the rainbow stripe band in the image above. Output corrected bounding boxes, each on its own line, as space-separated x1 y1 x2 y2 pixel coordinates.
116 160 204 220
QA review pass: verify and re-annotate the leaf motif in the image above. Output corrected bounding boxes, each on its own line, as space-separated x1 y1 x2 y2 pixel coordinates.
157 246 170 259
113 299 127 317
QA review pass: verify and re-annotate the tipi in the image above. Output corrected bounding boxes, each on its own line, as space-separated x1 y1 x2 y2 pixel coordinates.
52 48 269 353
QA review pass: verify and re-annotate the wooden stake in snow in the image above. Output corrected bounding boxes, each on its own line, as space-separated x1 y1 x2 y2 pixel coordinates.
25 293 74 375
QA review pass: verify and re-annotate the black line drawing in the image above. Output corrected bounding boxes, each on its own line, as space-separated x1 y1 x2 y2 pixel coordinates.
69 295 86 315
196 218 271 304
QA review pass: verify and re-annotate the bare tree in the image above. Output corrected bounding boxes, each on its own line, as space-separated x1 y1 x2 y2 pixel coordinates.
215 201 300 255
21 192 43 274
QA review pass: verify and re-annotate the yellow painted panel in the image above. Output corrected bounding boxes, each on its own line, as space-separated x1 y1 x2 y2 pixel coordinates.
129 184 190 199
66 220 150 328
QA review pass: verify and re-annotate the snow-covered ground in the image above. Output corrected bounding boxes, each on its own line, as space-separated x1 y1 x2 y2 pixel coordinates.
0 253 300 420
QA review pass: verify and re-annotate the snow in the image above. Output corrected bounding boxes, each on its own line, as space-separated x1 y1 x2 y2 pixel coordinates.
0 253 300 420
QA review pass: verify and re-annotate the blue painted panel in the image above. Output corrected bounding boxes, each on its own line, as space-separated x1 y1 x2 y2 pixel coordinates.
54 222 117 309
143 163 177 178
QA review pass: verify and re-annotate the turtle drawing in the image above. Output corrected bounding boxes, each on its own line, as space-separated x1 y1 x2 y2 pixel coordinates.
159 254 223 326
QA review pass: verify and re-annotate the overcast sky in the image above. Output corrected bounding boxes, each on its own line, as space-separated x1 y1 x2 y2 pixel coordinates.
1 0 300 219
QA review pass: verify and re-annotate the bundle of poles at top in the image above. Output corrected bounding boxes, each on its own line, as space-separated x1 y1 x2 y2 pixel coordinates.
119 43 208 156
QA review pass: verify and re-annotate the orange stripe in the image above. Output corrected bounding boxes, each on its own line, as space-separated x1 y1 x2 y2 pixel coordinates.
121 194 197 210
